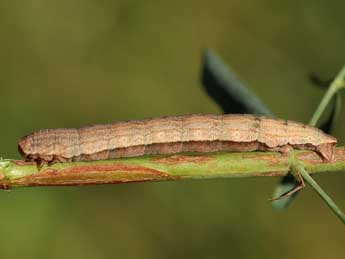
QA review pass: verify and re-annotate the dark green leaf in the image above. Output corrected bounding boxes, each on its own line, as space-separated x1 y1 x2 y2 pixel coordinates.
309 74 333 89
201 49 271 115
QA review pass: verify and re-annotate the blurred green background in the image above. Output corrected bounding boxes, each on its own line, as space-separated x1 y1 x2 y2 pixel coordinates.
1 1 345 258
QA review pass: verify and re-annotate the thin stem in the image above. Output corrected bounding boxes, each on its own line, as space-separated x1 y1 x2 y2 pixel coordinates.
304 64 345 224
295 162 345 225
273 65 345 210
309 65 345 126
1 148 345 189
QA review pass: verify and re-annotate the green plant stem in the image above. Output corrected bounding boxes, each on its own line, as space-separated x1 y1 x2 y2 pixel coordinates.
1 148 345 189
295 162 345 224
272 64 345 210
298 64 345 224
309 65 345 126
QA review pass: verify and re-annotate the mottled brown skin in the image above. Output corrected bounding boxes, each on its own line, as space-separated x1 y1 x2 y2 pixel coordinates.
18 114 337 164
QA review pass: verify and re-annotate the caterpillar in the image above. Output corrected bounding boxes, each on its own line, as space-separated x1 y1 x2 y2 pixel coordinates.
18 114 337 164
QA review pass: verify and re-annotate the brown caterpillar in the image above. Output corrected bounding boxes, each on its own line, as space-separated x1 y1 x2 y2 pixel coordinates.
18 114 337 164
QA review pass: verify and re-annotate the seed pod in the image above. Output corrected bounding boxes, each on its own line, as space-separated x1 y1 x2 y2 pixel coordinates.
18 114 337 164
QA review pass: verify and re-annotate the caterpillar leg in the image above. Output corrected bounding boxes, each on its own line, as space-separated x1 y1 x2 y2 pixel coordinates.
259 144 293 156
269 169 305 201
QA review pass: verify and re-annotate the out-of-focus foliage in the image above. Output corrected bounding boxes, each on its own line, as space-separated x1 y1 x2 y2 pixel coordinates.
0 1 345 259
201 49 272 115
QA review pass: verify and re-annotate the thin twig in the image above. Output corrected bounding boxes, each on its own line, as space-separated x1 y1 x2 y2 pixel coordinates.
295 162 345 224
1 148 345 189
309 65 345 126
295 64 345 224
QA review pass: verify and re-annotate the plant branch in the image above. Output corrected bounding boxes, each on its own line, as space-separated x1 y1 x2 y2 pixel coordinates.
295 162 345 224
1 148 345 189
309 65 345 126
